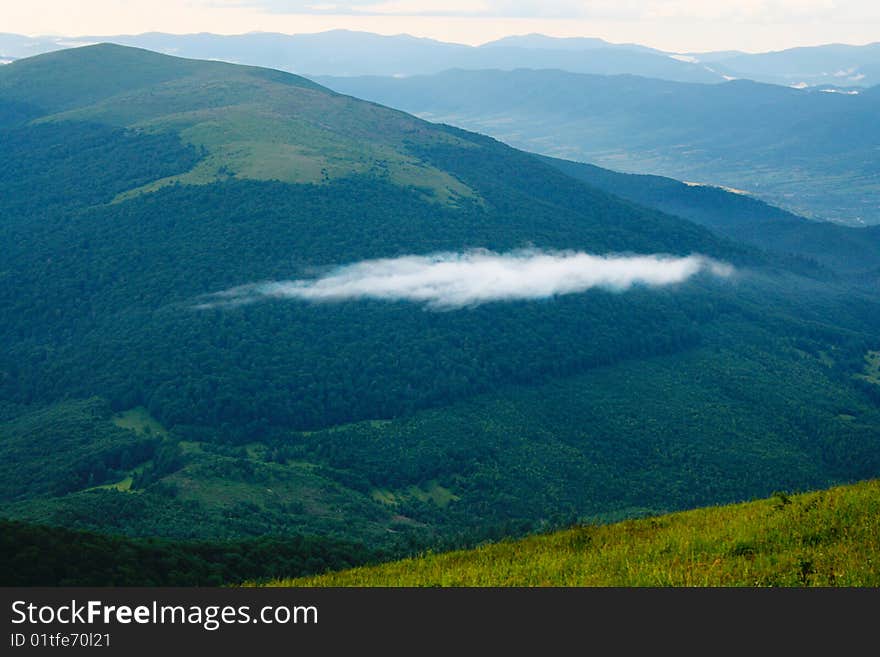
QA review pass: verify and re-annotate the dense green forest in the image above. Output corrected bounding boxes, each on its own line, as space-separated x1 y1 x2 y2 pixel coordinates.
0 519 380 586
2 45 880 584
3 319 878 549
0 48 761 436
0 398 158 501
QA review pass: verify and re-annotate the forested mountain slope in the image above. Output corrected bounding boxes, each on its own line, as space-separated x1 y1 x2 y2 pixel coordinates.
317 69 880 224
541 156 880 279
2 45 879 560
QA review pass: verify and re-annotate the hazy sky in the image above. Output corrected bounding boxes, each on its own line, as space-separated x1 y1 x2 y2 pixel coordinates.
3 0 879 52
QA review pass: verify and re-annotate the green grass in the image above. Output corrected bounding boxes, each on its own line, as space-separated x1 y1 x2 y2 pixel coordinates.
856 351 880 385
111 406 168 437
89 476 133 492
407 482 460 508
13 49 478 205
371 481 460 509
265 480 880 587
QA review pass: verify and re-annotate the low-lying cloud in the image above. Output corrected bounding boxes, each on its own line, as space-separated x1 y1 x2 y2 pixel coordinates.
198 249 733 310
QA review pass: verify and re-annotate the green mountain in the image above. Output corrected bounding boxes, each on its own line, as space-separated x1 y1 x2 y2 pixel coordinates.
2 45 880 575
316 69 880 225
269 479 880 587
540 156 880 279
0 44 476 202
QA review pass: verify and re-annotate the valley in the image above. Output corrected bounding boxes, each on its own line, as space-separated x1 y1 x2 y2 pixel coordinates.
1 43 879 587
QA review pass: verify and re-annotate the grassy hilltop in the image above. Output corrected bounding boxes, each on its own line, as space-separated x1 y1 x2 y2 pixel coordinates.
266 480 880 587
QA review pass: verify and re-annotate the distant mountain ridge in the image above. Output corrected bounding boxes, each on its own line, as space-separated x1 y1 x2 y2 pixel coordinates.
3 31 880 86
712 42 880 88
479 33 662 54
0 31 727 83
318 68 880 224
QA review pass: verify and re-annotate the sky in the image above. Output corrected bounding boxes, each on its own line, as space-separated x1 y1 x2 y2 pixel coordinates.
3 0 879 52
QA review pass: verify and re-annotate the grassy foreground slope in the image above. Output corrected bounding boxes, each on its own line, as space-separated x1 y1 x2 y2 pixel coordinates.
270 480 880 587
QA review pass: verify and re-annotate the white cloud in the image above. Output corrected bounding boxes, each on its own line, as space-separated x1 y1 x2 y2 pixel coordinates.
198 249 733 310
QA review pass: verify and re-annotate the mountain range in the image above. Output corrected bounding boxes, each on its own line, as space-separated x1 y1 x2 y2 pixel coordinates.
2 44 880 583
0 31 723 82
709 42 880 88
318 69 880 225
7 32 876 223
0 30 880 225
3 31 880 86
